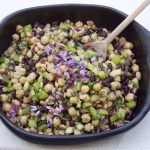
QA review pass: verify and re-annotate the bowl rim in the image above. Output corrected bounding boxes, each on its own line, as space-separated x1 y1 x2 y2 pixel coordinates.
0 3 150 141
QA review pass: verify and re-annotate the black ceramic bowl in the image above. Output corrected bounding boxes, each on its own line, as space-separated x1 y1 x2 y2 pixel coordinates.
0 4 150 145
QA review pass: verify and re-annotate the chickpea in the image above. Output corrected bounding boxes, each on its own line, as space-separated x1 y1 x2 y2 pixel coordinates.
82 78 89 84
16 90 24 98
75 21 83 28
24 128 30 132
12 99 20 106
81 85 90 94
116 81 121 89
13 83 22 90
81 114 91 123
136 72 141 80
70 97 79 104
60 65 66 73
19 76 26 84
125 93 134 101
23 97 30 104
12 34 19 41
20 116 28 125
53 117 61 128
125 49 132 56
20 68 26 75
107 101 113 107
26 51 32 58
46 73 54 81
66 89 73 97
81 35 91 44
84 123 94 132
2 103 11 112
12 78 18 84
110 82 117 91
44 84 53 93
57 78 65 87
79 94 90 102
18 109 22 115
87 20 94 26
109 53 115 60
41 36 49 45
92 120 99 127
74 129 81 135
30 127 37 133
68 107 77 117
107 92 116 101
93 83 102 92
26 72 36 82
114 76 121 82
47 55 53 63
132 64 139 72
124 42 133 49
0 94 8 103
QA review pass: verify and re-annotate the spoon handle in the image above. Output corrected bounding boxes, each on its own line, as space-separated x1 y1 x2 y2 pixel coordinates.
104 0 150 45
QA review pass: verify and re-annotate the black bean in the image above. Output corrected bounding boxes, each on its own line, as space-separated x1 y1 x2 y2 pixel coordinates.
121 64 125 71
125 112 132 120
61 119 66 125
122 85 129 94
102 77 113 86
39 31 44 37
22 56 29 63
84 29 92 35
124 66 129 72
129 74 135 80
40 107 48 113
0 79 7 86
90 75 96 82
34 22 39 28
35 72 40 80
24 91 29 97
74 40 81 46
98 28 107 37
129 67 133 72
93 27 99 33
108 63 112 70
80 109 88 114
25 65 32 72
9 62 15 67
12 91 16 98
69 120 75 126
40 52 47 58
32 50 36 55
128 60 132 67
121 75 127 82
43 79 49 85
62 106 68 113
32 30 36 36
51 21 59 27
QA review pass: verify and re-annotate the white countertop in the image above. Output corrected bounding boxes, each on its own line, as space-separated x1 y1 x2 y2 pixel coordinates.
0 0 150 150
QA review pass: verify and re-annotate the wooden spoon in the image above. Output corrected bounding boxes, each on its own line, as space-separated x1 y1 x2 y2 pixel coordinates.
84 0 150 59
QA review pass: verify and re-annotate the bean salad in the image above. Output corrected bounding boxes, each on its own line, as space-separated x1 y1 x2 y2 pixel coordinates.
0 20 141 135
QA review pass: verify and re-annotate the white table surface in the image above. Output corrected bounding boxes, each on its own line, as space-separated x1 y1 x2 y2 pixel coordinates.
0 0 150 150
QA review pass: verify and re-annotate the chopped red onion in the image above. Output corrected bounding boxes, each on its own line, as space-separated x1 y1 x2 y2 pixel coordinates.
45 45 52 55
46 106 54 111
91 57 97 61
35 110 40 116
31 105 37 112
47 116 53 126
56 68 62 77
99 119 104 125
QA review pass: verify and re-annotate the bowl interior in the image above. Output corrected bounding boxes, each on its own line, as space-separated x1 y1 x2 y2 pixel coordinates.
0 5 149 143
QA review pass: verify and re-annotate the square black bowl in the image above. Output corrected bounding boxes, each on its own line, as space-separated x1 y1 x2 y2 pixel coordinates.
0 4 150 145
